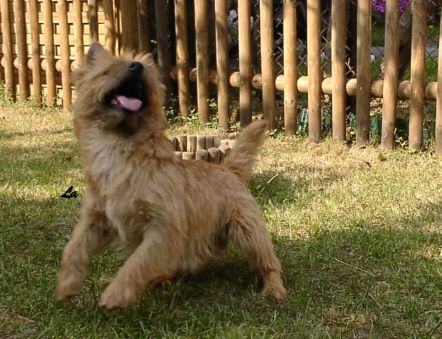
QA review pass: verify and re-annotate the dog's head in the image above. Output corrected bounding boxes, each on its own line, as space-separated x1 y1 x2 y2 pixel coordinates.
73 43 167 138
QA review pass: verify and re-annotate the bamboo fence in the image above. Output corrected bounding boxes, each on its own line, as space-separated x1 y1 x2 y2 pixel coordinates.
0 0 441 152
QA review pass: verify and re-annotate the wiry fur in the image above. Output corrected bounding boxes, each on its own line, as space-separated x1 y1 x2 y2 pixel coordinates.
56 43 286 309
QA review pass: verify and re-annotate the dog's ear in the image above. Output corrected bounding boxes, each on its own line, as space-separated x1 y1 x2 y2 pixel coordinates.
85 42 109 64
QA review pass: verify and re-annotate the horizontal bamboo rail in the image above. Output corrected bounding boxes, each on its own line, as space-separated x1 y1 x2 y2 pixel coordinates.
170 67 440 101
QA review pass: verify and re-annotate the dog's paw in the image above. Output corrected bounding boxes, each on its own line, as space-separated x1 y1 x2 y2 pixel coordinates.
56 271 83 300
262 283 287 301
261 272 287 301
99 282 137 309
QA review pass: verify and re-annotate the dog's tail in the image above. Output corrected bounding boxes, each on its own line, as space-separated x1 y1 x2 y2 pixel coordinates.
224 120 268 182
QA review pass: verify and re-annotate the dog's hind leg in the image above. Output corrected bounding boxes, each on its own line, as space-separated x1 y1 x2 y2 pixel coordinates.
230 201 287 301
56 208 115 300
99 226 181 309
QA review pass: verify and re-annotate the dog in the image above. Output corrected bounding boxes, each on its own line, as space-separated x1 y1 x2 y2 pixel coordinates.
56 43 286 309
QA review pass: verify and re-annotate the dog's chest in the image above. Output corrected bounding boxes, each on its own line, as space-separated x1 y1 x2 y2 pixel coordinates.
104 192 152 243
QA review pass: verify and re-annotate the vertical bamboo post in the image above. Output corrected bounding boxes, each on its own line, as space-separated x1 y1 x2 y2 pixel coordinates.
381 0 399 149
88 0 99 42
215 0 229 130
356 0 371 145
307 0 321 141
283 0 297 136
174 0 190 118
14 0 30 100
121 1 139 50
238 0 252 126
137 0 150 52
409 0 427 151
73 0 85 65
436 7 442 154
260 0 276 128
114 0 121 54
331 0 347 141
59 0 71 110
154 0 172 103
29 0 42 105
195 0 210 123
1 0 15 99
103 0 116 54
43 0 56 105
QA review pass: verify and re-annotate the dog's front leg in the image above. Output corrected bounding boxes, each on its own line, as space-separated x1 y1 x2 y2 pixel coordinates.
99 227 179 309
56 208 115 300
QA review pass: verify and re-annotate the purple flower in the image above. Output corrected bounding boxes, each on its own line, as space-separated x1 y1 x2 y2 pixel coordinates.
372 0 410 13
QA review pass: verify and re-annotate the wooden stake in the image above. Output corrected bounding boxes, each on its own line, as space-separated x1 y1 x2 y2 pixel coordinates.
196 136 206 151
409 0 427 151
195 0 210 123
307 0 321 142
283 0 297 136
178 135 187 151
183 152 195 160
138 0 150 52
196 150 209 161
205 136 214 148
154 0 172 100
59 0 72 110
215 0 230 130
174 0 190 118
1 0 15 99
103 0 116 54
29 0 42 105
73 0 85 64
356 0 372 145
214 136 221 147
88 0 99 42
208 148 221 163
260 0 276 129
238 0 252 126
187 136 197 152
120 1 139 50
381 0 400 149
331 0 347 141
436 7 442 154
43 0 56 105
14 0 29 100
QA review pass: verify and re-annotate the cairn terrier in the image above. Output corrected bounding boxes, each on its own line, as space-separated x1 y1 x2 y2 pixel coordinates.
56 43 286 309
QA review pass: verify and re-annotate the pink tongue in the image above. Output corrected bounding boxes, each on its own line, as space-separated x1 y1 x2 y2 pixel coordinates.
115 95 143 112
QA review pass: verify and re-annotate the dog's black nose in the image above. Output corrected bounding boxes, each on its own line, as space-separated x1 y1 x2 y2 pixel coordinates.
128 61 144 73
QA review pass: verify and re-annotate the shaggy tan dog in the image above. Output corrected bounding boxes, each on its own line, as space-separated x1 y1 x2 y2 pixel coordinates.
56 43 286 309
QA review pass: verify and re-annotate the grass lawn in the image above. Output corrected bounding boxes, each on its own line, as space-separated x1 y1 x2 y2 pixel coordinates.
1 105 441 338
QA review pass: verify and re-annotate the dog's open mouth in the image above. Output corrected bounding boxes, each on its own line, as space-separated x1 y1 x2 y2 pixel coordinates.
106 76 147 113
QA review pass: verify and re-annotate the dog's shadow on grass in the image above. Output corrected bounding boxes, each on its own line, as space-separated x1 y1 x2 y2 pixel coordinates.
3 193 441 337
77 200 442 337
